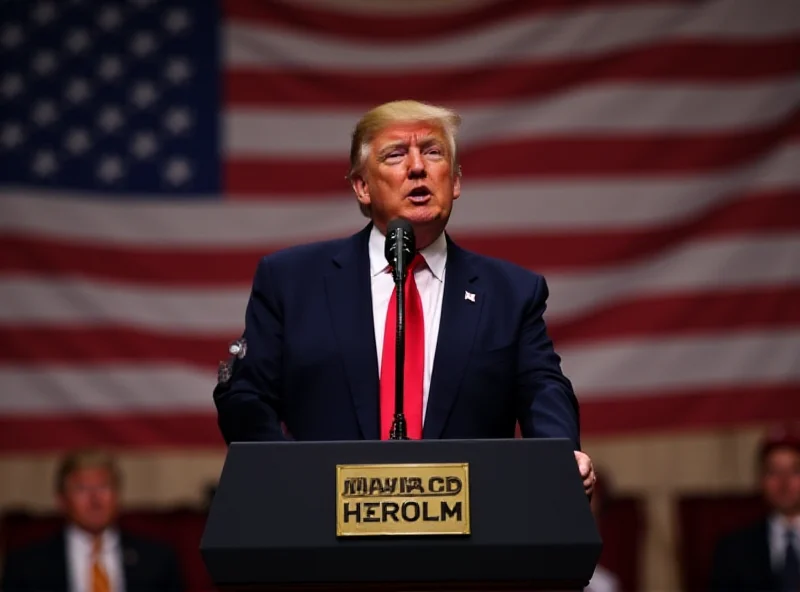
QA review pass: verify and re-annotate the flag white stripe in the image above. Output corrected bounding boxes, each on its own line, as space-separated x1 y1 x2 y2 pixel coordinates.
2 142 798 244
561 330 800 395
1 330 797 413
0 367 216 414
2 236 797 330
225 0 800 71
0 278 248 333
547 235 800 318
226 80 800 156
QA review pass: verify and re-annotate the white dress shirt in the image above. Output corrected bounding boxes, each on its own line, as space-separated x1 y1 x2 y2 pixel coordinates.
768 513 800 571
369 224 447 424
65 525 125 592
586 564 620 592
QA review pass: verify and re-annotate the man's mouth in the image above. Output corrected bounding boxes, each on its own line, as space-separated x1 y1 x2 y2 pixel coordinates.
407 186 432 203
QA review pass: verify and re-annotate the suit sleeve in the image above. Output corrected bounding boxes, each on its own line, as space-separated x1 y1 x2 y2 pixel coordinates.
213 256 289 443
515 275 581 448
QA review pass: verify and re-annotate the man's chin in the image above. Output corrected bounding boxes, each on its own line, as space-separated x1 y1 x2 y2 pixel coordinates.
402 212 449 248
403 207 448 226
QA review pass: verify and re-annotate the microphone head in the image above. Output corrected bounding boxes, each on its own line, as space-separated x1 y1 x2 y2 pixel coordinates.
384 218 416 270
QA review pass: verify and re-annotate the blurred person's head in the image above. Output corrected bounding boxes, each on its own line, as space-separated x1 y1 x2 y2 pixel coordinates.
759 423 800 519
56 449 121 535
348 100 462 250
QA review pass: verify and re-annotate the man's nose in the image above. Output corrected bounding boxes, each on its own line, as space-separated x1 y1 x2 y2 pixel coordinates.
408 149 426 178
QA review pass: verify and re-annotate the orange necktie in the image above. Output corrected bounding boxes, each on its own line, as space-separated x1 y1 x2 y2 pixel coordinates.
380 254 425 439
91 536 111 592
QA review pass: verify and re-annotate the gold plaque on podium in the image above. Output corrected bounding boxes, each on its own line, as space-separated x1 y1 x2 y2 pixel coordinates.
335 463 470 537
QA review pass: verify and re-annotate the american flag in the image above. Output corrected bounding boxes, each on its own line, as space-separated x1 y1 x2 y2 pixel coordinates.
1 0 799 453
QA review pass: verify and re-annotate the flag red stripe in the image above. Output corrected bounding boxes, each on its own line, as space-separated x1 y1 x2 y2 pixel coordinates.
2 190 797 283
0 412 223 452
581 385 800 436
226 115 800 194
2 288 797 365
549 287 800 346
228 40 800 107
459 190 799 270
1 385 796 451
0 328 227 367
224 0 666 41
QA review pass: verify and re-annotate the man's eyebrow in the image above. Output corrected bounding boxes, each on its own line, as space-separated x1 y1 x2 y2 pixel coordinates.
376 135 446 158
416 135 443 147
376 141 407 156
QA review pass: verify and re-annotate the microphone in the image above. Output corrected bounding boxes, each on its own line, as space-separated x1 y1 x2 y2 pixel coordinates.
384 219 416 440
384 218 416 282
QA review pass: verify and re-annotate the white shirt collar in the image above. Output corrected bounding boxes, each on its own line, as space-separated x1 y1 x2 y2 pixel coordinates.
368 224 447 281
66 523 121 551
770 513 800 535
768 513 800 569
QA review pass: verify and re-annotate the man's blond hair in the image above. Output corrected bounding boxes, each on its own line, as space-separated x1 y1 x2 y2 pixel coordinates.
55 449 121 493
348 100 462 217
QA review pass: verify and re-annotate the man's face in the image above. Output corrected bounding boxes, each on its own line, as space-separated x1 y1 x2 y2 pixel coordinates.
761 447 800 516
352 121 461 245
58 467 119 534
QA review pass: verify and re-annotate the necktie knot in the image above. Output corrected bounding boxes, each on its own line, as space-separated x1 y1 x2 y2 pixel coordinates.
787 529 798 547
92 535 103 556
387 253 425 276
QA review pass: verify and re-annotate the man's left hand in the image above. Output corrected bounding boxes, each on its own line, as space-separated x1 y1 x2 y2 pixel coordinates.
574 451 596 497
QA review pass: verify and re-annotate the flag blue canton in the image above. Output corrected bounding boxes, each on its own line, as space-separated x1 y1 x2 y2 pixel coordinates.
0 0 220 197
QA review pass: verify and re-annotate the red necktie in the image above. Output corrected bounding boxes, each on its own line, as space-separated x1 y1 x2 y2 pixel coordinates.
380 254 425 439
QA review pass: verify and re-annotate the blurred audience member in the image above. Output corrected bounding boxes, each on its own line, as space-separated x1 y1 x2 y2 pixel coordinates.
586 470 620 592
0 449 185 592
709 423 800 591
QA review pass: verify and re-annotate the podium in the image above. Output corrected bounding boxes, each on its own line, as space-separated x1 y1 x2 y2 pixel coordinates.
200 438 602 591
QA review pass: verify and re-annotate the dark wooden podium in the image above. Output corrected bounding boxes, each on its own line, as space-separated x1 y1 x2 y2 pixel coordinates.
200 438 601 591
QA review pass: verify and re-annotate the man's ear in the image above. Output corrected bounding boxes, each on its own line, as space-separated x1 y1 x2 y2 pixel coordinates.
452 171 461 201
351 174 371 208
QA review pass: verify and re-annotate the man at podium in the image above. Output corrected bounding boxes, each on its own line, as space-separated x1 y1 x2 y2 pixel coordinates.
214 100 595 497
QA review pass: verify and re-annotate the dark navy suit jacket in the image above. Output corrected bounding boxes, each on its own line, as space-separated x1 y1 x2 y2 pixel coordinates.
215 224 580 446
709 519 780 591
0 529 184 592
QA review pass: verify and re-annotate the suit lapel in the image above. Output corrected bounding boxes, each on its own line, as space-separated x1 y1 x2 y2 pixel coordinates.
424 238 483 439
121 534 141 588
325 225 380 439
52 530 70 588
756 520 779 588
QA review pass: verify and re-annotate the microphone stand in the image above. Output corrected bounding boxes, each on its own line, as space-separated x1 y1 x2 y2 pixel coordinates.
389 241 409 440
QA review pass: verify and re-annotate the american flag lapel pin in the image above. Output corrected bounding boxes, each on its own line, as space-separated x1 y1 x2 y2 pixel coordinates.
464 291 476 303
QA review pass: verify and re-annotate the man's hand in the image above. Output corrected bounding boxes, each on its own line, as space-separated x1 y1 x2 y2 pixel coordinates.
574 451 596 497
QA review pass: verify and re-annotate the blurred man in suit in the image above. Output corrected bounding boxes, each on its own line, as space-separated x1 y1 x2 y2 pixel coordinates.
709 423 800 591
0 450 185 592
213 100 595 495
